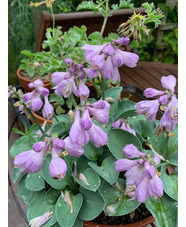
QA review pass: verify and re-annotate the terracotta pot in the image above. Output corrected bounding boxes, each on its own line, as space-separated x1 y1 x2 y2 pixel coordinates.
17 68 51 92
30 111 52 125
83 215 155 227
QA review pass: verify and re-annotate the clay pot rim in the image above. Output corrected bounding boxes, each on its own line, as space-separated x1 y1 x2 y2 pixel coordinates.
17 68 51 84
31 111 52 125
83 215 155 227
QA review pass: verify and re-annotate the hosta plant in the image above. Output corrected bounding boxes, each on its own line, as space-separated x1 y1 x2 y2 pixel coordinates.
8 1 178 227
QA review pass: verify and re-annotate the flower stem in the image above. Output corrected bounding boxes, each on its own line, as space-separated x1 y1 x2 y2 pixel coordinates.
50 6 55 31
100 0 109 37
101 76 105 100
23 104 45 134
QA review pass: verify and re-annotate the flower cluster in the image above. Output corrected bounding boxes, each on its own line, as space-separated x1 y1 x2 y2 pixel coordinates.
115 144 163 203
112 118 136 136
14 137 67 179
81 37 139 82
66 100 110 155
135 75 178 132
22 79 54 119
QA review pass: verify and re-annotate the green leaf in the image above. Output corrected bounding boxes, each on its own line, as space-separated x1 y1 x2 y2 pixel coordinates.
167 152 178 166
25 170 45 191
107 129 142 159
52 114 72 136
88 157 119 185
27 193 57 227
73 168 101 192
49 93 64 105
68 26 87 45
167 125 178 156
127 115 155 138
9 135 33 158
145 194 178 227
56 192 83 227
161 165 178 201
72 217 83 227
84 140 103 160
105 87 123 116
44 188 61 205
78 187 105 221
100 178 139 216
27 66 35 77
76 1 97 11
66 94 77 110
12 167 22 183
113 100 136 121
88 31 103 41
42 154 68 190
18 175 41 204
21 50 35 59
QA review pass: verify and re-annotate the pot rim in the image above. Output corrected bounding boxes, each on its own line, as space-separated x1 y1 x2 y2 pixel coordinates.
17 68 51 84
31 111 52 125
83 215 155 227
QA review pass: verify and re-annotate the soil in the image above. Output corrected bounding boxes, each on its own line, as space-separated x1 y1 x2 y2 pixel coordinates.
91 204 151 225
20 69 51 81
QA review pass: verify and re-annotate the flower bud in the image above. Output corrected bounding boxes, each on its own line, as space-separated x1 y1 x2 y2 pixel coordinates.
122 144 147 159
33 141 46 152
80 108 92 130
52 138 65 152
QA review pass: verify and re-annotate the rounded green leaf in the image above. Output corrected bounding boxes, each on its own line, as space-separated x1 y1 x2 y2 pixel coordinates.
9 135 33 158
73 168 101 192
42 154 68 190
88 157 119 185
56 192 83 227
27 193 57 227
72 217 83 227
114 100 136 121
12 167 22 183
84 141 103 161
100 179 139 216
52 114 72 135
107 129 142 159
167 152 178 166
161 165 178 201
44 188 61 205
145 194 178 227
78 187 105 221
127 115 155 138
25 170 45 191
18 175 41 204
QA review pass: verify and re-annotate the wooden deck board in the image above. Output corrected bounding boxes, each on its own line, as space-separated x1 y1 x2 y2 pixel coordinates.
120 62 178 96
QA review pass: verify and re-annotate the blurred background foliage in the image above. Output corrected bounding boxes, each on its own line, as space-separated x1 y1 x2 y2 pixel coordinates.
8 0 178 85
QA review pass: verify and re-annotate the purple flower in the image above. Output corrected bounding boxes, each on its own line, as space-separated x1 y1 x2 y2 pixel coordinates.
37 87 49 96
120 122 136 135
159 95 178 131
89 108 109 125
89 100 107 109
29 211 53 227
135 100 160 122
78 80 90 105
144 160 156 179
122 144 147 159
112 119 121 128
144 88 165 98
30 94 43 112
134 177 149 203
80 108 92 131
42 96 54 120
49 148 67 179
148 175 164 198
69 109 89 146
125 164 145 186
51 72 70 86
81 44 107 61
115 159 139 172
88 122 108 147
28 79 44 89
161 75 176 93
103 43 115 56
52 138 65 152
33 141 46 152
158 94 168 105
83 65 99 79
64 136 85 156
14 149 46 174
114 37 130 46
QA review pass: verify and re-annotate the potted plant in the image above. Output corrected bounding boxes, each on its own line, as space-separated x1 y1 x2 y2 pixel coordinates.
8 1 178 226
